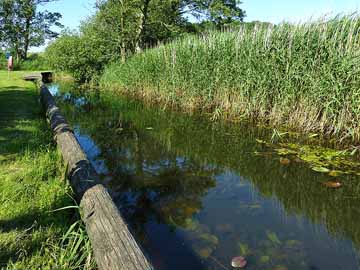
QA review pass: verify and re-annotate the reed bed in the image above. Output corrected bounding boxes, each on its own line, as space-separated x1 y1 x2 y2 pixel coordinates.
101 15 360 141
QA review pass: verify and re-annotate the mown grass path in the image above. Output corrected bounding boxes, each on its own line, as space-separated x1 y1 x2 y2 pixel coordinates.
0 71 94 270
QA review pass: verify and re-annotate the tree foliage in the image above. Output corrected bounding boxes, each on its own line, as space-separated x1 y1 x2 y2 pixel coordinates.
182 0 245 27
0 0 62 60
46 30 106 82
46 0 246 82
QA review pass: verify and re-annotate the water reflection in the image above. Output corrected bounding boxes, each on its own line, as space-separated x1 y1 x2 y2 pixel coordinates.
56 87 360 270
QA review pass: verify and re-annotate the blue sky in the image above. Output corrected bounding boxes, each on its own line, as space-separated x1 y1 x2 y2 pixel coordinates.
41 0 360 30
243 0 359 23
38 0 95 30
31 0 359 51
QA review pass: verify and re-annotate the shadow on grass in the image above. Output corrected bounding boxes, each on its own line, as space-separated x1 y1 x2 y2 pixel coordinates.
0 194 75 266
0 86 74 266
0 88 52 158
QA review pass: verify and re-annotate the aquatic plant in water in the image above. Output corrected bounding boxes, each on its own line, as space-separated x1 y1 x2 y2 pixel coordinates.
256 139 360 176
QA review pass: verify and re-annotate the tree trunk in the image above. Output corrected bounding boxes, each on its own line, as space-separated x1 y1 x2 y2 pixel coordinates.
23 18 31 60
120 0 126 63
121 43 126 63
134 0 151 53
14 39 20 62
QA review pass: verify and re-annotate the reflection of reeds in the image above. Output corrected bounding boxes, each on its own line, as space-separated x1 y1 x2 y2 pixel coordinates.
57 85 360 260
101 14 360 141
115 96 360 250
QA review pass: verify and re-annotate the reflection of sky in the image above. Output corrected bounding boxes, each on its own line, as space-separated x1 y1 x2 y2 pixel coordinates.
243 0 359 24
48 84 88 107
47 84 60 96
74 127 108 175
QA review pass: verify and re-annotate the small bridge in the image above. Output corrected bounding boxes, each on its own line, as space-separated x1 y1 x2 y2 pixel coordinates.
24 71 53 83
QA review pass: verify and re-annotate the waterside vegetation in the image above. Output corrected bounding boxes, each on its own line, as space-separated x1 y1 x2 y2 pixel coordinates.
101 15 360 142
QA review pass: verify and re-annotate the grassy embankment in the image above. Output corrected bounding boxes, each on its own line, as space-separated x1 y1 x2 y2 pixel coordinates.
101 15 360 142
0 71 94 269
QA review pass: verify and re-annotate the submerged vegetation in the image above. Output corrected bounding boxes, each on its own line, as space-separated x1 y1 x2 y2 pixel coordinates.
0 71 94 269
101 15 360 141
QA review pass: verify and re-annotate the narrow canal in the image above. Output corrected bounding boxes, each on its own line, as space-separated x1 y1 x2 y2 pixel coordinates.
50 83 360 270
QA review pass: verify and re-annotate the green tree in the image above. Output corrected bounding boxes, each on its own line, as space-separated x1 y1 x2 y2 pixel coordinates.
0 0 62 60
94 0 245 58
46 0 246 81
95 0 141 63
94 0 186 61
46 29 108 82
181 0 246 28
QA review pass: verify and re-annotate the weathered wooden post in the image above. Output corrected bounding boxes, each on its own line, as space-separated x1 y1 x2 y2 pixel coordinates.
40 83 153 270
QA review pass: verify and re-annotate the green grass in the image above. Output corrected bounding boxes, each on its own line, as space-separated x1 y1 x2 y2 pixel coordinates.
101 14 360 142
0 71 95 269
15 54 51 71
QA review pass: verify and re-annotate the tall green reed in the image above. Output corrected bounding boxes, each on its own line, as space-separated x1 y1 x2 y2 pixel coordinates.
101 14 360 141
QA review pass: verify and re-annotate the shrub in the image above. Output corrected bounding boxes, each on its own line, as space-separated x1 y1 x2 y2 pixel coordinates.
15 53 50 71
45 26 119 83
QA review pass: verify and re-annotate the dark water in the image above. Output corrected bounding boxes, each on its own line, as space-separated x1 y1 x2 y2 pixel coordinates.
52 84 360 270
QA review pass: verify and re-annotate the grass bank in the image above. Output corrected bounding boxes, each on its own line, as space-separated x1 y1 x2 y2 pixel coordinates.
0 71 95 269
101 15 360 142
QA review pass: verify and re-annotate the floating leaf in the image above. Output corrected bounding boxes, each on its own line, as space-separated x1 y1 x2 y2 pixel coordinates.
279 158 291 165
192 242 214 259
184 218 200 231
259 255 270 264
231 256 247 268
275 148 297 156
266 231 281 245
237 243 249 256
312 167 330 173
199 233 219 245
197 248 212 258
323 181 342 188
328 170 341 177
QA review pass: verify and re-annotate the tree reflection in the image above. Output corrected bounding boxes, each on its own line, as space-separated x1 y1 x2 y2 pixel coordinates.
59 102 219 235
57 89 360 269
